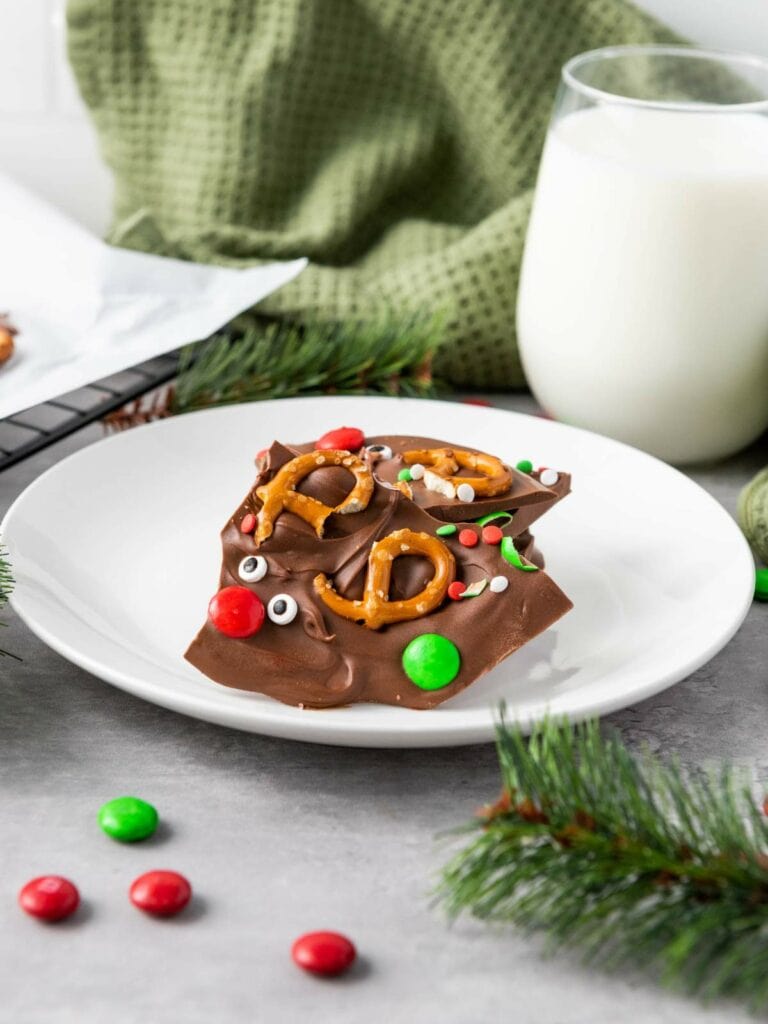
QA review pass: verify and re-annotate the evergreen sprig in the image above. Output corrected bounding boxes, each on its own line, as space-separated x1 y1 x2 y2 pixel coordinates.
0 543 16 658
439 715 768 1009
171 313 444 414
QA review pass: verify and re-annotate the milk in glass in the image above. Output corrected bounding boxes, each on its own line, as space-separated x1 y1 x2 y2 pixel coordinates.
517 105 768 463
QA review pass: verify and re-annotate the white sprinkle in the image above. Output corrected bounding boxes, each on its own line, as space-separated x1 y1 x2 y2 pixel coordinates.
409 463 425 480
490 575 509 593
456 482 475 502
400 543 410 552
539 468 559 487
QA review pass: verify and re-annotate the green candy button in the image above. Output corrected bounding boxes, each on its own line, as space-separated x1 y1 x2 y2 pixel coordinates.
98 796 158 842
398 468 413 482
402 633 460 690
756 568 768 602
516 459 533 474
436 524 457 537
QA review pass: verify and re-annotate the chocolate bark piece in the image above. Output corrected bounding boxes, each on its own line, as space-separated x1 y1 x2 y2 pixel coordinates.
185 433 572 709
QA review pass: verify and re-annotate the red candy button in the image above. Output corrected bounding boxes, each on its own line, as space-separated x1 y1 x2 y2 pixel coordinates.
458 529 478 548
208 586 265 638
481 525 503 545
315 426 365 452
447 581 467 600
240 513 256 534
19 876 79 921
129 870 191 917
460 398 493 408
291 931 357 976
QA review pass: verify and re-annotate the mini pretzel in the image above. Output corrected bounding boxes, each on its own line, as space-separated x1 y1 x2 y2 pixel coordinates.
403 447 512 497
254 450 374 545
314 528 455 629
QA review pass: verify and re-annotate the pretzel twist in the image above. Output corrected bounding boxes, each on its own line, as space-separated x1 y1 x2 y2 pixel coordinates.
403 447 512 497
314 528 455 629
254 450 374 545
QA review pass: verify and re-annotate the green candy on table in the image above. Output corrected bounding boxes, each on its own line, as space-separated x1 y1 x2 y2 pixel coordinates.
402 634 460 690
98 796 159 842
755 568 768 603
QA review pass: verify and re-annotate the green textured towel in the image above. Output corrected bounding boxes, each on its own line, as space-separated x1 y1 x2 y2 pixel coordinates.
67 0 674 388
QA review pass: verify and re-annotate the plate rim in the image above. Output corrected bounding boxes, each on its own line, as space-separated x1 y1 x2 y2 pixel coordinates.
2 395 756 747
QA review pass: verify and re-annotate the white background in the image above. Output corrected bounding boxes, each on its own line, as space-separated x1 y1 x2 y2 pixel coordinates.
0 0 766 232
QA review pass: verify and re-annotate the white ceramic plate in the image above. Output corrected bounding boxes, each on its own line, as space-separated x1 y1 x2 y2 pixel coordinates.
3 396 754 747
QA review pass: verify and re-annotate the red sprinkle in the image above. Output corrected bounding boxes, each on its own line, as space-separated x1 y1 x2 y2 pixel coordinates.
129 870 191 917
208 586 265 638
458 529 479 548
19 876 79 922
292 931 357 976
448 581 467 601
240 513 256 534
315 426 365 452
255 448 268 462
481 525 504 545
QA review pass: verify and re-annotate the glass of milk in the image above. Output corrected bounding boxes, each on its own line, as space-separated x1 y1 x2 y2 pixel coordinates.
517 46 768 464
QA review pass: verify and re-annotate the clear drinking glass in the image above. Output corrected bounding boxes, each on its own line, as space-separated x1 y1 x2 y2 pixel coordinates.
516 46 768 464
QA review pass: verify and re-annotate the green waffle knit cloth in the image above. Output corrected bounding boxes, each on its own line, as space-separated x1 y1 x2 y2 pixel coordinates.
67 0 674 388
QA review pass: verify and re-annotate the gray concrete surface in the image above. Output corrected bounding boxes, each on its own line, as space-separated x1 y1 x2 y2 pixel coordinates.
1 394 767 1024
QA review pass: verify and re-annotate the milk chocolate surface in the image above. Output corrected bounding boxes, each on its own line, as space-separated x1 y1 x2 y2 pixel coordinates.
185 432 572 709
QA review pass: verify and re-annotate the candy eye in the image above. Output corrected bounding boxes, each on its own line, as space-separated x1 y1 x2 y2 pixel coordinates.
238 555 268 582
268 593 298 625
366 443 393 461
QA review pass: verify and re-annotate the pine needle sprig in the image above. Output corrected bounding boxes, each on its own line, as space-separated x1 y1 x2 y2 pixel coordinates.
171 313 445 414
439 715 768 1009
0 543 18 659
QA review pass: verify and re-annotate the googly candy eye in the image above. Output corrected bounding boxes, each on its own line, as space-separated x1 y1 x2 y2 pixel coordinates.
365 443 393 461
238 555 268 582
268 593 298 625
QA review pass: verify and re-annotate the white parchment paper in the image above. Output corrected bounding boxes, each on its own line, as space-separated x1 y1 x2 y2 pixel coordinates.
0 173 307 418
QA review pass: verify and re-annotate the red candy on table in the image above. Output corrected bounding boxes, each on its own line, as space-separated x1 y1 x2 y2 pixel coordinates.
291 931 357 976
208 586 265 638
129 870 191 917
240 513 256 534
315 426 365 452
458 529 479 548
447 581 467 600
481 525 504 545
19 876 80 922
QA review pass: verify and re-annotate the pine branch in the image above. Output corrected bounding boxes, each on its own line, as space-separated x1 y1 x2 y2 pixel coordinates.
439 715 768 1010
0 543 18 659
171 313 445 414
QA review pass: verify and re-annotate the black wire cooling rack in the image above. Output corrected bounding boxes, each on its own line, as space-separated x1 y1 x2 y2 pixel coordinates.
0 353 179 472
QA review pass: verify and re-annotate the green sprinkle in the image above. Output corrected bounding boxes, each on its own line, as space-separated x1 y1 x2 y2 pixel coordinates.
398 468 413 482
98 796 158 842
756 568 768 602
500 536 538 572
461 579 488 598
436 524 458 537
475 511 514 527
402 633 461 690
516 459 533 474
